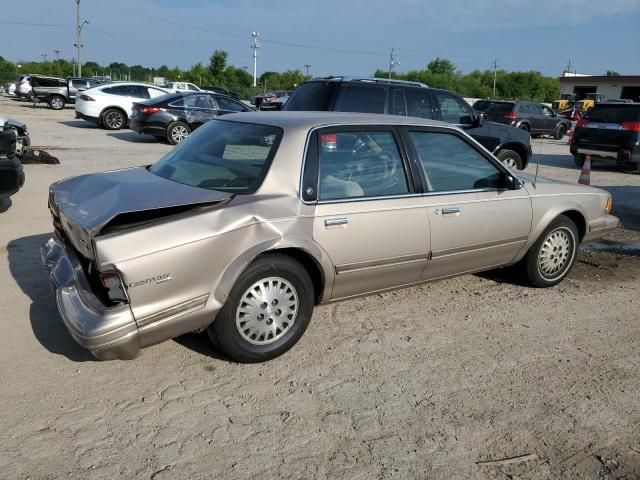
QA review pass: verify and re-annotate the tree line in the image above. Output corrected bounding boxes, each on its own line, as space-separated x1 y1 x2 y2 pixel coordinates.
2 53 562 102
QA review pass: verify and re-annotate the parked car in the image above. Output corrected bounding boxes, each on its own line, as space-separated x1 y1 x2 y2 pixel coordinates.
30 75 103 110
472 99 499 114
0 123 24 203
253 90 289 109
75 82 169 130
570 102 640 170
481 100 571 139
3 82 16 96
163 82 201 93
284 77 532 170
14 75 32 99
130 91 254 144
0 116 30 157
259 92 292 111
42 111 618 362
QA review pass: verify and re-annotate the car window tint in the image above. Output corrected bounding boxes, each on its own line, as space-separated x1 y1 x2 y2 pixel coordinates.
405 89 433 119
409 131 502 192
217 96 247 112
391 89 407 116
487 103 513 113
150 121 282 194
148 87 166 98
434 91 472 124
584 105 640 123
318 131 409 201
72 79 87 88
187 84 199 91
335 85 386 114
542 106 553 116
285 82 338 110
192 94 213 108
530 104 543 115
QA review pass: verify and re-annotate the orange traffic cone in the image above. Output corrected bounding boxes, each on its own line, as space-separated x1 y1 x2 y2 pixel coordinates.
578 155 591 185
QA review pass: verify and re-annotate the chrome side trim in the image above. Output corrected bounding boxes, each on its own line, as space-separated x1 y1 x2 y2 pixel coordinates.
136 293 210 328
431 236 529 259
336 253 429 274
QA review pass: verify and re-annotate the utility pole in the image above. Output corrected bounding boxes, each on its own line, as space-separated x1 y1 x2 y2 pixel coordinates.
304 64 311 77
492 59 499 97
251 32 260 87
53 50 61 60
75 0 89 77
563 59 573 75
388 48 399 80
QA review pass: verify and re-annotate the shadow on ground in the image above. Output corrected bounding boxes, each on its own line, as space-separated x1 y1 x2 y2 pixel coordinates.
7 233 94 362
173 332 228 361
106 131 165 143
57 120 98 129
600 185 640 231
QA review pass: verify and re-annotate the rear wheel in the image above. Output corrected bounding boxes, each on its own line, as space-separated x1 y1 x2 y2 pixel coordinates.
496 149 523 170
554 124 567 140
48 95 65 110
522 216 579 288
167 121 191 145
208 254 315 363
102 108 126 130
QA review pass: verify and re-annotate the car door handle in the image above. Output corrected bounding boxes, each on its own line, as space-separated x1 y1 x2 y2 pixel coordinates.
441 207 461 216
325 218 348 227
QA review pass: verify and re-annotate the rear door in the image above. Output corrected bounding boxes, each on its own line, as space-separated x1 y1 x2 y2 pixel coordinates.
527 103 545 133
401 127 532 280
307 126 429 299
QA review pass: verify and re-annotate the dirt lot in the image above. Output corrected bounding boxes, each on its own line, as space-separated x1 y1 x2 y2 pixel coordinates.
1 96 639 479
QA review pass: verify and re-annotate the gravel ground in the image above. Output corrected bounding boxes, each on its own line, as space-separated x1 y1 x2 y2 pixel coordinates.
1 96 639 479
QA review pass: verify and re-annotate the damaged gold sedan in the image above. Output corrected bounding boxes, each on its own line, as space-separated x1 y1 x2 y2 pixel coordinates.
42 112 618 362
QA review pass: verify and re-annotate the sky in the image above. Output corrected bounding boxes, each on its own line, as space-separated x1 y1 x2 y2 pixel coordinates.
1 0 640 78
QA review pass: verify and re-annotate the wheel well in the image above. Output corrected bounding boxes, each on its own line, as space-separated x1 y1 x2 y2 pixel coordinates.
257 248 325 304
560 210 586 241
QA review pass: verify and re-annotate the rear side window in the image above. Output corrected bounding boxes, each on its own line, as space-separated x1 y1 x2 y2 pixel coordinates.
284 82 338 111
335 85 386 114
584 105 640 123
216 96 248 112
317 130 409 200
405 89 433 119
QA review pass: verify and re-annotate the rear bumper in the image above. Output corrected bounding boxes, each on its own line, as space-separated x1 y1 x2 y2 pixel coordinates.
0 156 24 199
75 111 101 125
41 235 140 360
129 119 167 137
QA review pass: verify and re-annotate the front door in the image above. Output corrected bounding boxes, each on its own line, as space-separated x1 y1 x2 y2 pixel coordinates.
402 128 532 280
309 128 430 299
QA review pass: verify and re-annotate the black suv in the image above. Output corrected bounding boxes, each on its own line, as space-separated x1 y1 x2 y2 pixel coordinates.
284 77 532 169
479 100 571 139
570 102 640 170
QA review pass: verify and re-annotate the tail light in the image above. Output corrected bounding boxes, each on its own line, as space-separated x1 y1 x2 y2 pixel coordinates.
99 271 129 303
320 133 337 150
138 106 161 114
504 111 518 120
80 94 94 101
576 118 589 128
621 122 640 132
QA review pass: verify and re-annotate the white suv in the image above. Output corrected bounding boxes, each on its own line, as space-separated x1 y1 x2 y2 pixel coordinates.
75 82 168 130
164 82 201 93
14 75 32 99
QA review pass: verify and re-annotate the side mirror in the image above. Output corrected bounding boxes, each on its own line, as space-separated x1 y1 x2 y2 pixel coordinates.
501 173 522 190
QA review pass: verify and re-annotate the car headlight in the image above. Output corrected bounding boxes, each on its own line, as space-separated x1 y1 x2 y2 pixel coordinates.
605 197 613 213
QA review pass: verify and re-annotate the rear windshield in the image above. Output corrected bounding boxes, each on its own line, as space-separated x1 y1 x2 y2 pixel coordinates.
150 120 282 194
473 100 493 111
584 104 640 123
284 82 338 111
486 103 514 113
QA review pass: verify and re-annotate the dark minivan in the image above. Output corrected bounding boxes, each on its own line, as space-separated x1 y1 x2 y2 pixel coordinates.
570 102 640 170
284 77 532 170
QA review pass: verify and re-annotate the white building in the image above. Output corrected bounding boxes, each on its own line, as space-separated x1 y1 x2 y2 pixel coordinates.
559 75 640 102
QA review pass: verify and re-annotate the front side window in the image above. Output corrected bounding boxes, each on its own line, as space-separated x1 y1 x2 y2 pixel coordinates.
434 91 473 124
335 85 386 114
409 131 503 192
318 130 409 201
542 106 554 117
150 120 282 194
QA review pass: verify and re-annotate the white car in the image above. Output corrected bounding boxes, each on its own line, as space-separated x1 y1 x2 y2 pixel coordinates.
74 82 169 130
164 81 201 93
4 83 16 96
14 75 32 99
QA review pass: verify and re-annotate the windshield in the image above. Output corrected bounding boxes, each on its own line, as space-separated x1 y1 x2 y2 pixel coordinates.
473 100 493 111
150 120 283 194
284 81 338 111
584 105 640 123
486 102 514 113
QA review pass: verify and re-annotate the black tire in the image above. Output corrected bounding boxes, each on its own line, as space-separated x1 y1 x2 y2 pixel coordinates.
496 149 524 170
573 155 585 168
554 124 567 140
101 108 126 130
48 95 65 110
167 121 191 145
522 216 579 288
208 254 315 363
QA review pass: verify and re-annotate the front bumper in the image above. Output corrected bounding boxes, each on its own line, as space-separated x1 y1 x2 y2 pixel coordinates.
583 213 621 243
41 235 140 360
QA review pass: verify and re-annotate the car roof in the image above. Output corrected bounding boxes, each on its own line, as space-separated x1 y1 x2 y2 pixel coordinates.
221 111 453 130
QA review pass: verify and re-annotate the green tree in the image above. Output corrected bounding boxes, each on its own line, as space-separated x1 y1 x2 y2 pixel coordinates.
208 50 228 80
427 58 456 76
606 70 620 76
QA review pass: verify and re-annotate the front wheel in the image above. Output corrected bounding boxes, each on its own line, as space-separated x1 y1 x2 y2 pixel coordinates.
496 149 524 170
522 216 579 288
208 254 315 363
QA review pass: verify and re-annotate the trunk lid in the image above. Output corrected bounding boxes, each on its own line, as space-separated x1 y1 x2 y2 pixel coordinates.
49 166 233 259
